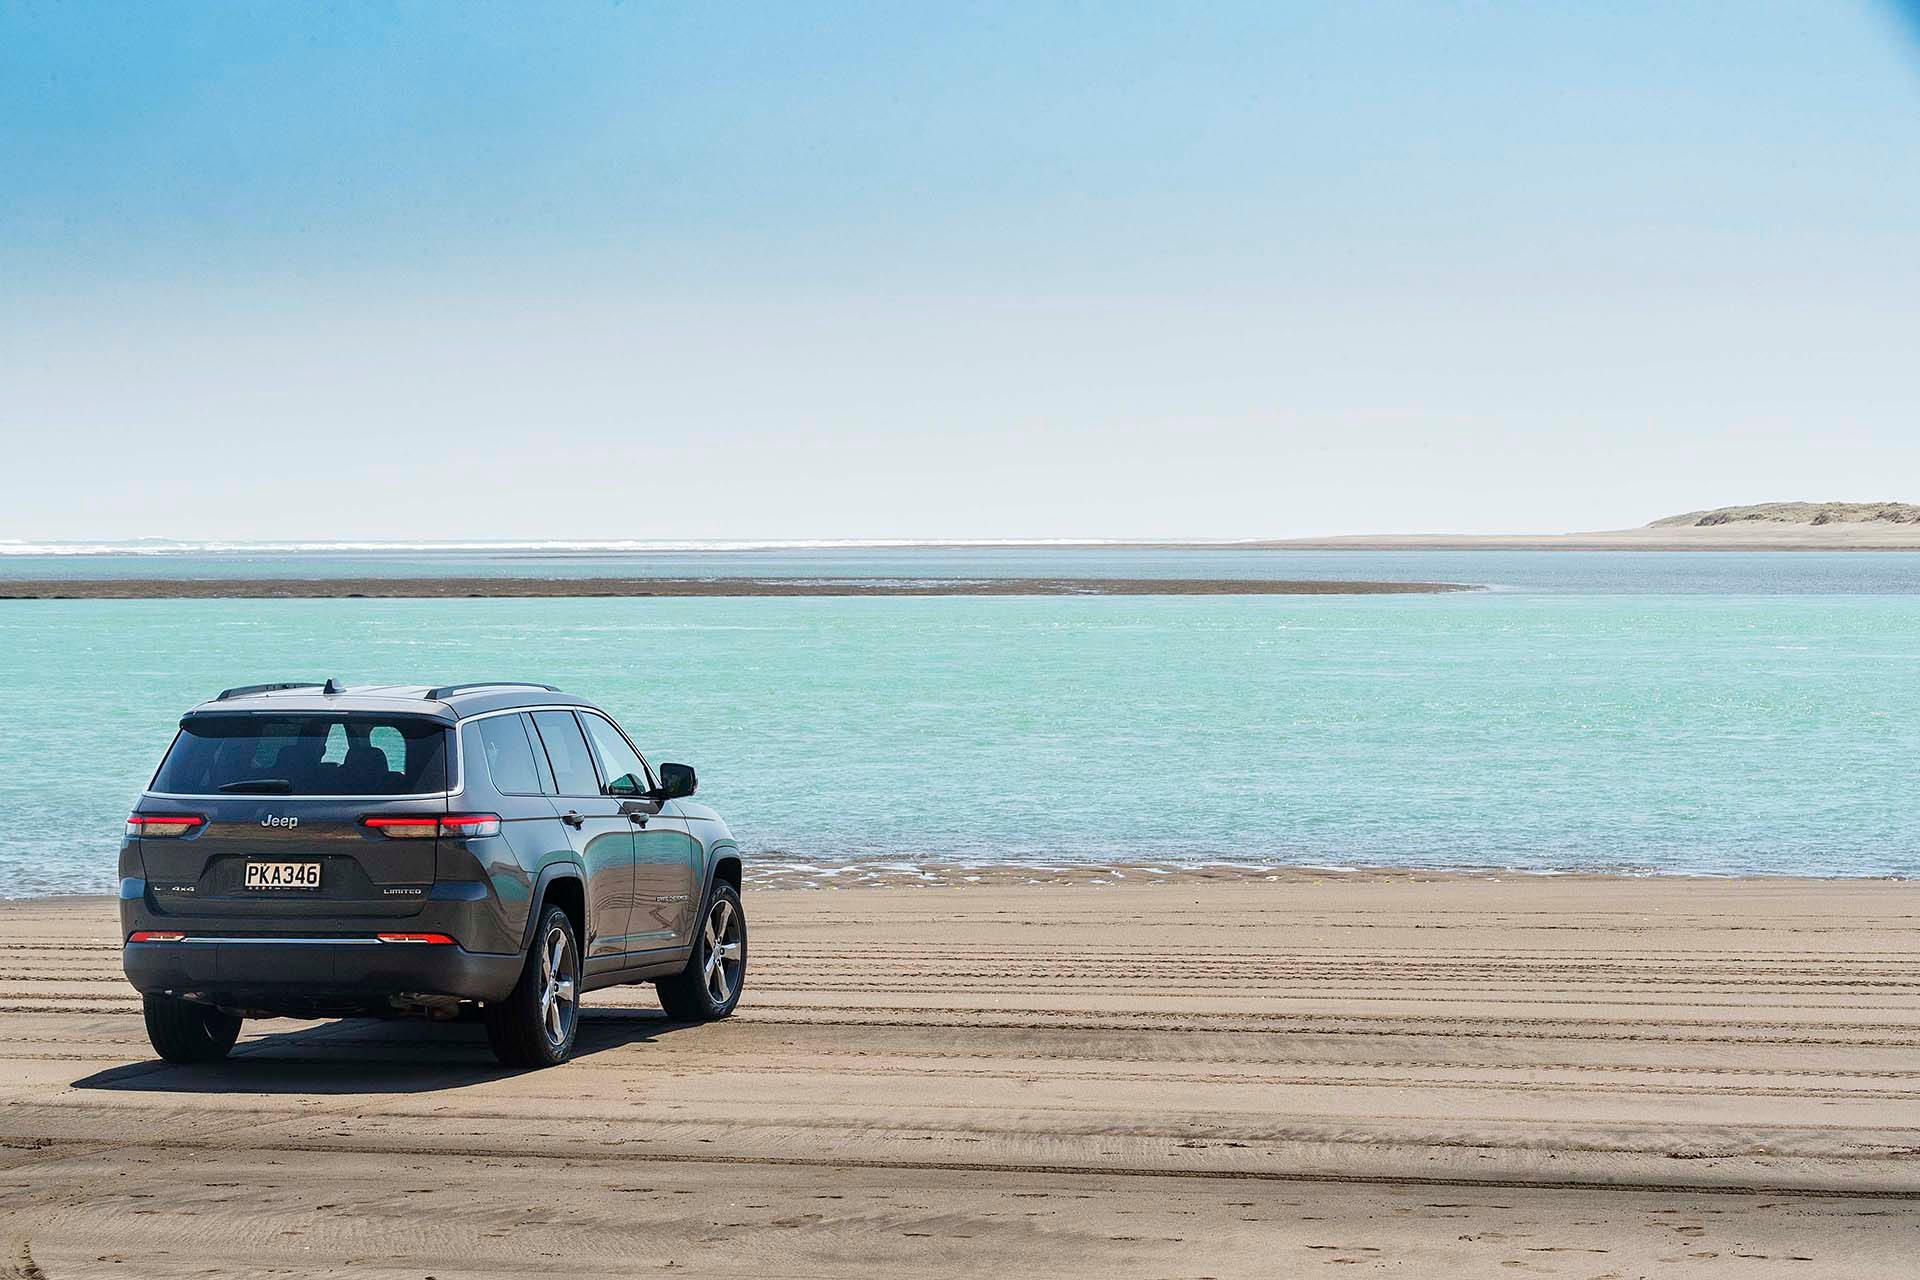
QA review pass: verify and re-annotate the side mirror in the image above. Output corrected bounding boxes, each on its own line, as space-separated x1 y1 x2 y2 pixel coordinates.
657 762 697 801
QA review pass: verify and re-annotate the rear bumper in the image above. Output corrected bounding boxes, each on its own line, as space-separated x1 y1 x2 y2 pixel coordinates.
123 937 523 1005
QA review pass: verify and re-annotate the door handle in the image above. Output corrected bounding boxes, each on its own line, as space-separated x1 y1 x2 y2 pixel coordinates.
627 811 648 827
561 810 585 829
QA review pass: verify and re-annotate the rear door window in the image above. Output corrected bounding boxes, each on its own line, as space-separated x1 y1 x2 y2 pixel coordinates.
529 711 602 797
520 713 558 794
153 715 449 796
463 715 545 796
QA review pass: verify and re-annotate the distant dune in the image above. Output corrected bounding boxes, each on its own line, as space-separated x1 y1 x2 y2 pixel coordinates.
1233 502 1920 550
1648 501 1920 528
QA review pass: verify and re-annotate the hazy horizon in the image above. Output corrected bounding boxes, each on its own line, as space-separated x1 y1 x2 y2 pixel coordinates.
6 3 1919 542
7 499 1920 552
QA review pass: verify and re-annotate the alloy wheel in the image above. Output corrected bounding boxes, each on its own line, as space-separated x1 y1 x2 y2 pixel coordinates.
702 898 744 1005
538 924 577 1047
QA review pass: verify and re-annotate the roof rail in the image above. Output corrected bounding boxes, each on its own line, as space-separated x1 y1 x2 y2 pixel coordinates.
423 681 561 701
215 681 326 701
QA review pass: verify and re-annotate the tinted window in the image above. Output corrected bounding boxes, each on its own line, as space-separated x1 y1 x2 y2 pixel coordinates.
153 715 448 796
520 713 557 794
464 715 544 796
581 712 651 797
369 725 407 772
529 711 600 796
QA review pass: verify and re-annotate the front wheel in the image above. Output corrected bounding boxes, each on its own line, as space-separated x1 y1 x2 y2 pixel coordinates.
483 905 581 1068
656 883 745 1021
143 994 241 1064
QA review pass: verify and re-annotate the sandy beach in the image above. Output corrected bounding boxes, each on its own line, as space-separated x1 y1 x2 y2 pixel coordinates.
1228 526 1920 551
0 577 1474 600
1 869 1916 1277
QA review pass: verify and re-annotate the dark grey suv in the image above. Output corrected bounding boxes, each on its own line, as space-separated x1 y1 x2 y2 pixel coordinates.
119 681 745 1068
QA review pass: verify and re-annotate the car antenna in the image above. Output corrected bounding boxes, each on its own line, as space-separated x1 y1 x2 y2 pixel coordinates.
322 678 347 695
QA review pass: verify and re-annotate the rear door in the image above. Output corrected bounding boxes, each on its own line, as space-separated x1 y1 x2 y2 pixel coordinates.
136 712 449 920
527 710 633 970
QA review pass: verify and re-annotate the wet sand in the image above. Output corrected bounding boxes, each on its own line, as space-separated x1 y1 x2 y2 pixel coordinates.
1 870 1916 1277
0 577 1474 599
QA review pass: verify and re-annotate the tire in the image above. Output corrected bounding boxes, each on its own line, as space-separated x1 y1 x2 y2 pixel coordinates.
143 994 241 1064
483 904 581 1068
656 881 746 1021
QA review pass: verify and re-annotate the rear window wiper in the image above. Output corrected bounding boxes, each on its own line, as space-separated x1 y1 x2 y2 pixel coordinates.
217 779 294 794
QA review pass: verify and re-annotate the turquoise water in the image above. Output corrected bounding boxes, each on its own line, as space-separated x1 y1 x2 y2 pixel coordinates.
2 570 1917 894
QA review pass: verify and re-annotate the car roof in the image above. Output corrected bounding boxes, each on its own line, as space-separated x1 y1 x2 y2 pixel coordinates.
182 682 602 725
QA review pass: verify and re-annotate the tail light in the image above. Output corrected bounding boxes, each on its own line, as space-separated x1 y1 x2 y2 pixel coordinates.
362 814 500 839
129 930 186 942
127 814 204 838
376 932 456 944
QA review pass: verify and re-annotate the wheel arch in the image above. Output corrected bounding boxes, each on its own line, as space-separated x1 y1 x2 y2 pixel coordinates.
711 848 741 895
523 864 586 952
700 841 741 912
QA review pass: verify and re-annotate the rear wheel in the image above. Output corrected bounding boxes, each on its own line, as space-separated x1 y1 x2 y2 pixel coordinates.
656 882 745 1021
483 905 581 1068
143 994 241 1063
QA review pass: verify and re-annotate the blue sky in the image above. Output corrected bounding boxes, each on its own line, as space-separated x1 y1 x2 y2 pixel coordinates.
4 2 1918 539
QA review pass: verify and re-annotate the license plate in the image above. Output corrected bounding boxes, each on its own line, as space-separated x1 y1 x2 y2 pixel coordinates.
245 861 321 890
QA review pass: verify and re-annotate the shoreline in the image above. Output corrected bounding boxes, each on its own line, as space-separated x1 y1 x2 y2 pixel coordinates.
1227 534 1920 551
8 860 1911 905
0 575 1476 599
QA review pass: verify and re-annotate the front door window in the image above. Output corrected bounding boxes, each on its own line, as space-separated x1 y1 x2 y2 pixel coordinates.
580 713 651 797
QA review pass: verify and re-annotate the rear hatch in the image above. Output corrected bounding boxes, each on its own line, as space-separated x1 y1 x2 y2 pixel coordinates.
134 711 451 922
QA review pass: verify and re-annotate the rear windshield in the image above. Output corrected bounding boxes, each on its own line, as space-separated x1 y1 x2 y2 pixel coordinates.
153 714 450 796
